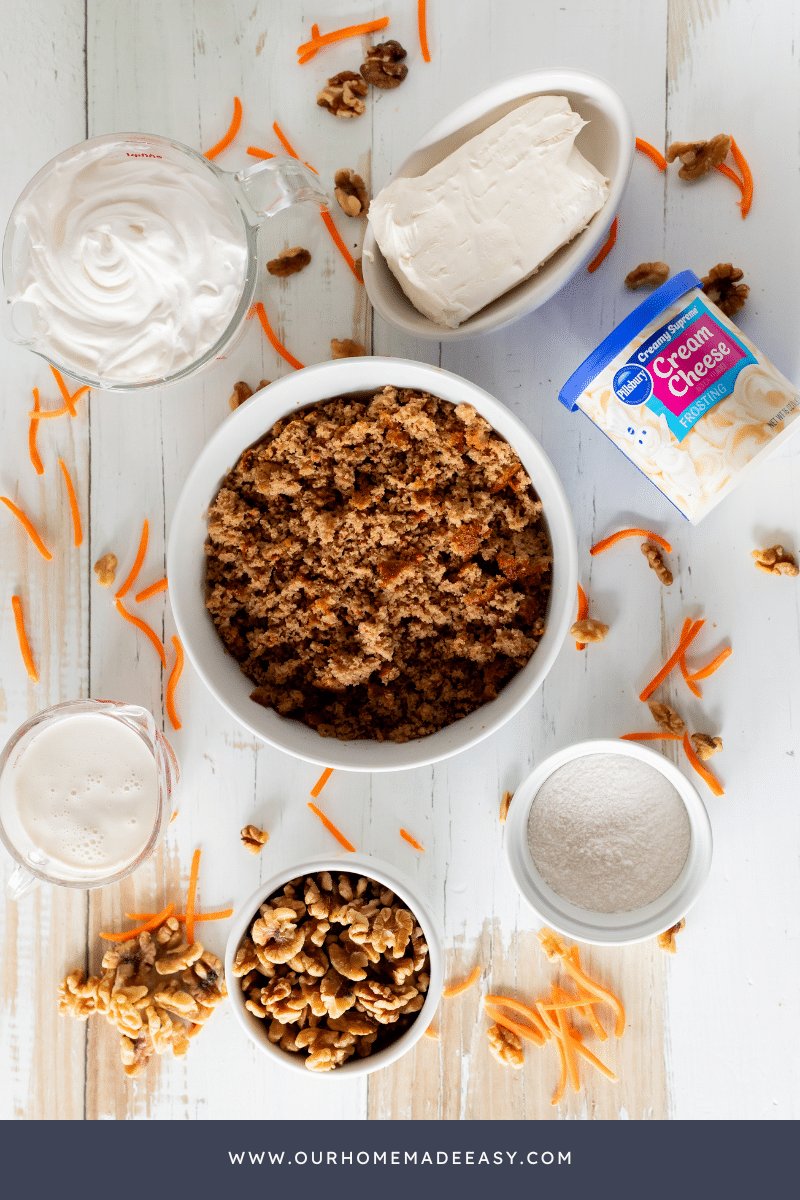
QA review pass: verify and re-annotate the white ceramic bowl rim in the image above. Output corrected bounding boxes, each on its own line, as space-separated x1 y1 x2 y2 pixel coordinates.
167 357 578 771
224 853 444 1078
504 738 713 945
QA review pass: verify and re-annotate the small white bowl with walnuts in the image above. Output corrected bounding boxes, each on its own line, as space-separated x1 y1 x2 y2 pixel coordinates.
225 856 443 1075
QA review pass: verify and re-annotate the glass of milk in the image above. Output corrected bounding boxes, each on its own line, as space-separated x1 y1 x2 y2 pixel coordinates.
0 699 179 900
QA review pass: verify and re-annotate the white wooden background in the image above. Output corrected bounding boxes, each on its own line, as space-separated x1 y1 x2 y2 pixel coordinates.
1 0 798 1121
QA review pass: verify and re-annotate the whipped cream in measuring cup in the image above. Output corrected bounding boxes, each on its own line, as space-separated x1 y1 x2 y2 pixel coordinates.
6 141 249 383
559 271 800 522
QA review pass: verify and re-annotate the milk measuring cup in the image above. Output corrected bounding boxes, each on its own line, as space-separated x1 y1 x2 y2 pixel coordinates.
0 699 179 899
2 132 329 391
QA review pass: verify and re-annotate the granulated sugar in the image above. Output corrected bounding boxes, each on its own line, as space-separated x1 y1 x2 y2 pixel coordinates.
527 753 691 913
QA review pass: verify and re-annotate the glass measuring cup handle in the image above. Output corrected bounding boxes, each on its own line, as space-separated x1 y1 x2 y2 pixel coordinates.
7 864 39 901
232 156 330 220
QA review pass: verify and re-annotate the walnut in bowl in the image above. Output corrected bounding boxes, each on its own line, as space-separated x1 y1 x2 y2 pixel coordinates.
225 855 443 1076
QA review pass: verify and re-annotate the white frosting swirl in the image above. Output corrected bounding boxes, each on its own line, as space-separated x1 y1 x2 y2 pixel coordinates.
8 144 249 382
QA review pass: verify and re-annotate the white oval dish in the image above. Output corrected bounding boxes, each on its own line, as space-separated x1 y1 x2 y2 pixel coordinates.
224 854 443 1078
362 69 635 341
167 357 577 772
504 739 713 945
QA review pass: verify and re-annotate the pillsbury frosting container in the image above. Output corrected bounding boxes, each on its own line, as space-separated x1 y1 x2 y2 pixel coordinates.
559 270 800 522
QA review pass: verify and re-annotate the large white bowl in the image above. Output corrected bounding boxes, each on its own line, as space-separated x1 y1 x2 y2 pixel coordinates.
362 69 635 341
224 854 443 1078
167 357 577 770
505 739 713 945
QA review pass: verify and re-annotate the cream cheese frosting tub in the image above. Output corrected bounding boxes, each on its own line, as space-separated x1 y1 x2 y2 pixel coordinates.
559 270 800 522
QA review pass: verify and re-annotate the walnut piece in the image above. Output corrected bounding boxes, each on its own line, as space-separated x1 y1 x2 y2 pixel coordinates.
666 134 731 180
334 168 369 217
241 824 269 854
751 545 799 576
267 247 311 277
690 733 723 760
649 702 686 736
251 906 305 964
360 40 408 89
657 918 685 954
229 382 252 411
701 263 749 318
329 941 369 981
569 618 608 643
487 1023 524 1068
641 541 673 585
498 789 513 824
625 262 670 290
93 553 117 587
317 71 368 118
331 338 367 359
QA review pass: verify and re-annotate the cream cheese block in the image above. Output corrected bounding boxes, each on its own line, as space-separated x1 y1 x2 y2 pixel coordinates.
368 95 610 328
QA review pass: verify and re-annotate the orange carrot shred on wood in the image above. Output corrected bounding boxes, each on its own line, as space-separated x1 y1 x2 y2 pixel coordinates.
0 496 52 560
11 595 38 682
319 209 363 283
57 458 82 547
635 137 667 171
484 1003 546 1048
687 646 732 681
114 599 166 668
307 801 356 852
550 1030 568 1105
166 635 184 732
246 146 276 160
483 994 550 1040
270 122 319 174
729 137 753 217
575 582 588 650
29 389 44 476
115 518 149 599
254 301 305 371
418 0 431 62
556 1003 581 1093
185 848 201 945
100 903 175 942
135 577 168 603
49 365 78 417
204 96 243 160
620 731 682 742
591 527 671 555
639 618 705 702
296 17 390 60
310 767 333 798
560 948 626 1038
716 161 745 197
442 964 481 999
682 731 725 797
400 828 425 851
126 909 233 922
423 1027 439 1040
587 216 617 273
677 616 703 698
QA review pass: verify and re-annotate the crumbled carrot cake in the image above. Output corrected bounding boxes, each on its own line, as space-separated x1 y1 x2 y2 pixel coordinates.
204 386 552 742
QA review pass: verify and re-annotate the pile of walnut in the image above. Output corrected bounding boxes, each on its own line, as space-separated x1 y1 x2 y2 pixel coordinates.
233 871 430 1071
58 918 226 1077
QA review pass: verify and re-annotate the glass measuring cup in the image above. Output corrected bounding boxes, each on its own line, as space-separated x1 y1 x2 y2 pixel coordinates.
0 699 179 900
2 132 328 391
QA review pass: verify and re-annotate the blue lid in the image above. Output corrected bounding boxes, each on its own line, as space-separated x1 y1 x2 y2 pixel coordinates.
558 270 703 411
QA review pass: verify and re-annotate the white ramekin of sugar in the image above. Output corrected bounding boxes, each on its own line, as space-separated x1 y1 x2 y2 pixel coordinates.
504 738 712 945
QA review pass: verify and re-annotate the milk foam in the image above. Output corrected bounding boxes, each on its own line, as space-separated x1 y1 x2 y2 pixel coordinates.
0 713 159 879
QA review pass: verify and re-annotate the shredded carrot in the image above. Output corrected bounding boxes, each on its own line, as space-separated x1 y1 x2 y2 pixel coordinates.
639 618 705 702
271 122 319 174
483 994 550 1040
166 635 184 732
11 595 38 682
307 801 356 852
575 582 588 650
484 1003 546 1048
400 828 425 851
620 731 682 742
635 137 667 171
687 646 731 682
185 848 201 945
729 137 753 218
204 96 242 160
587 216 617 273
682 731 725 797
170 810 179 824
115 518 149 599
50 366 78 417
57 458 82 547
568 1033 618 1081
31 402 70 419
677 616 703 698
29 389 44 476
442 964 481 999
246 146 276 160
125 909 233 923
591 528 672 555
577 997 609 1042
551 1030 568 1105
114 599 166 667
310 767 334 798
254 301 305 370
319 208 363 283
556 1003 580 1093
423 1027 439 1040
716 161 745 197
418 0 431 62
560 949 626 1038
0 496 52 560
296 17 390 60
101 903 175 942
135 577 168 603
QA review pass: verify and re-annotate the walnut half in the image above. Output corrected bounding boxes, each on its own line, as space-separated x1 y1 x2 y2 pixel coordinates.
641 541 673 585
241 825 269 854
334 168 369 217
751 545 799 576
657 919 685 954
702 263 749 319
570 618 608 643
317 72 368 118
267 247 311 278
649 702 685 737
360 41 408 90
331 338 367 359
625 262 670 290
93 554 117 588
690 733 723 761
666 134 730 180
487 1023 524 1068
